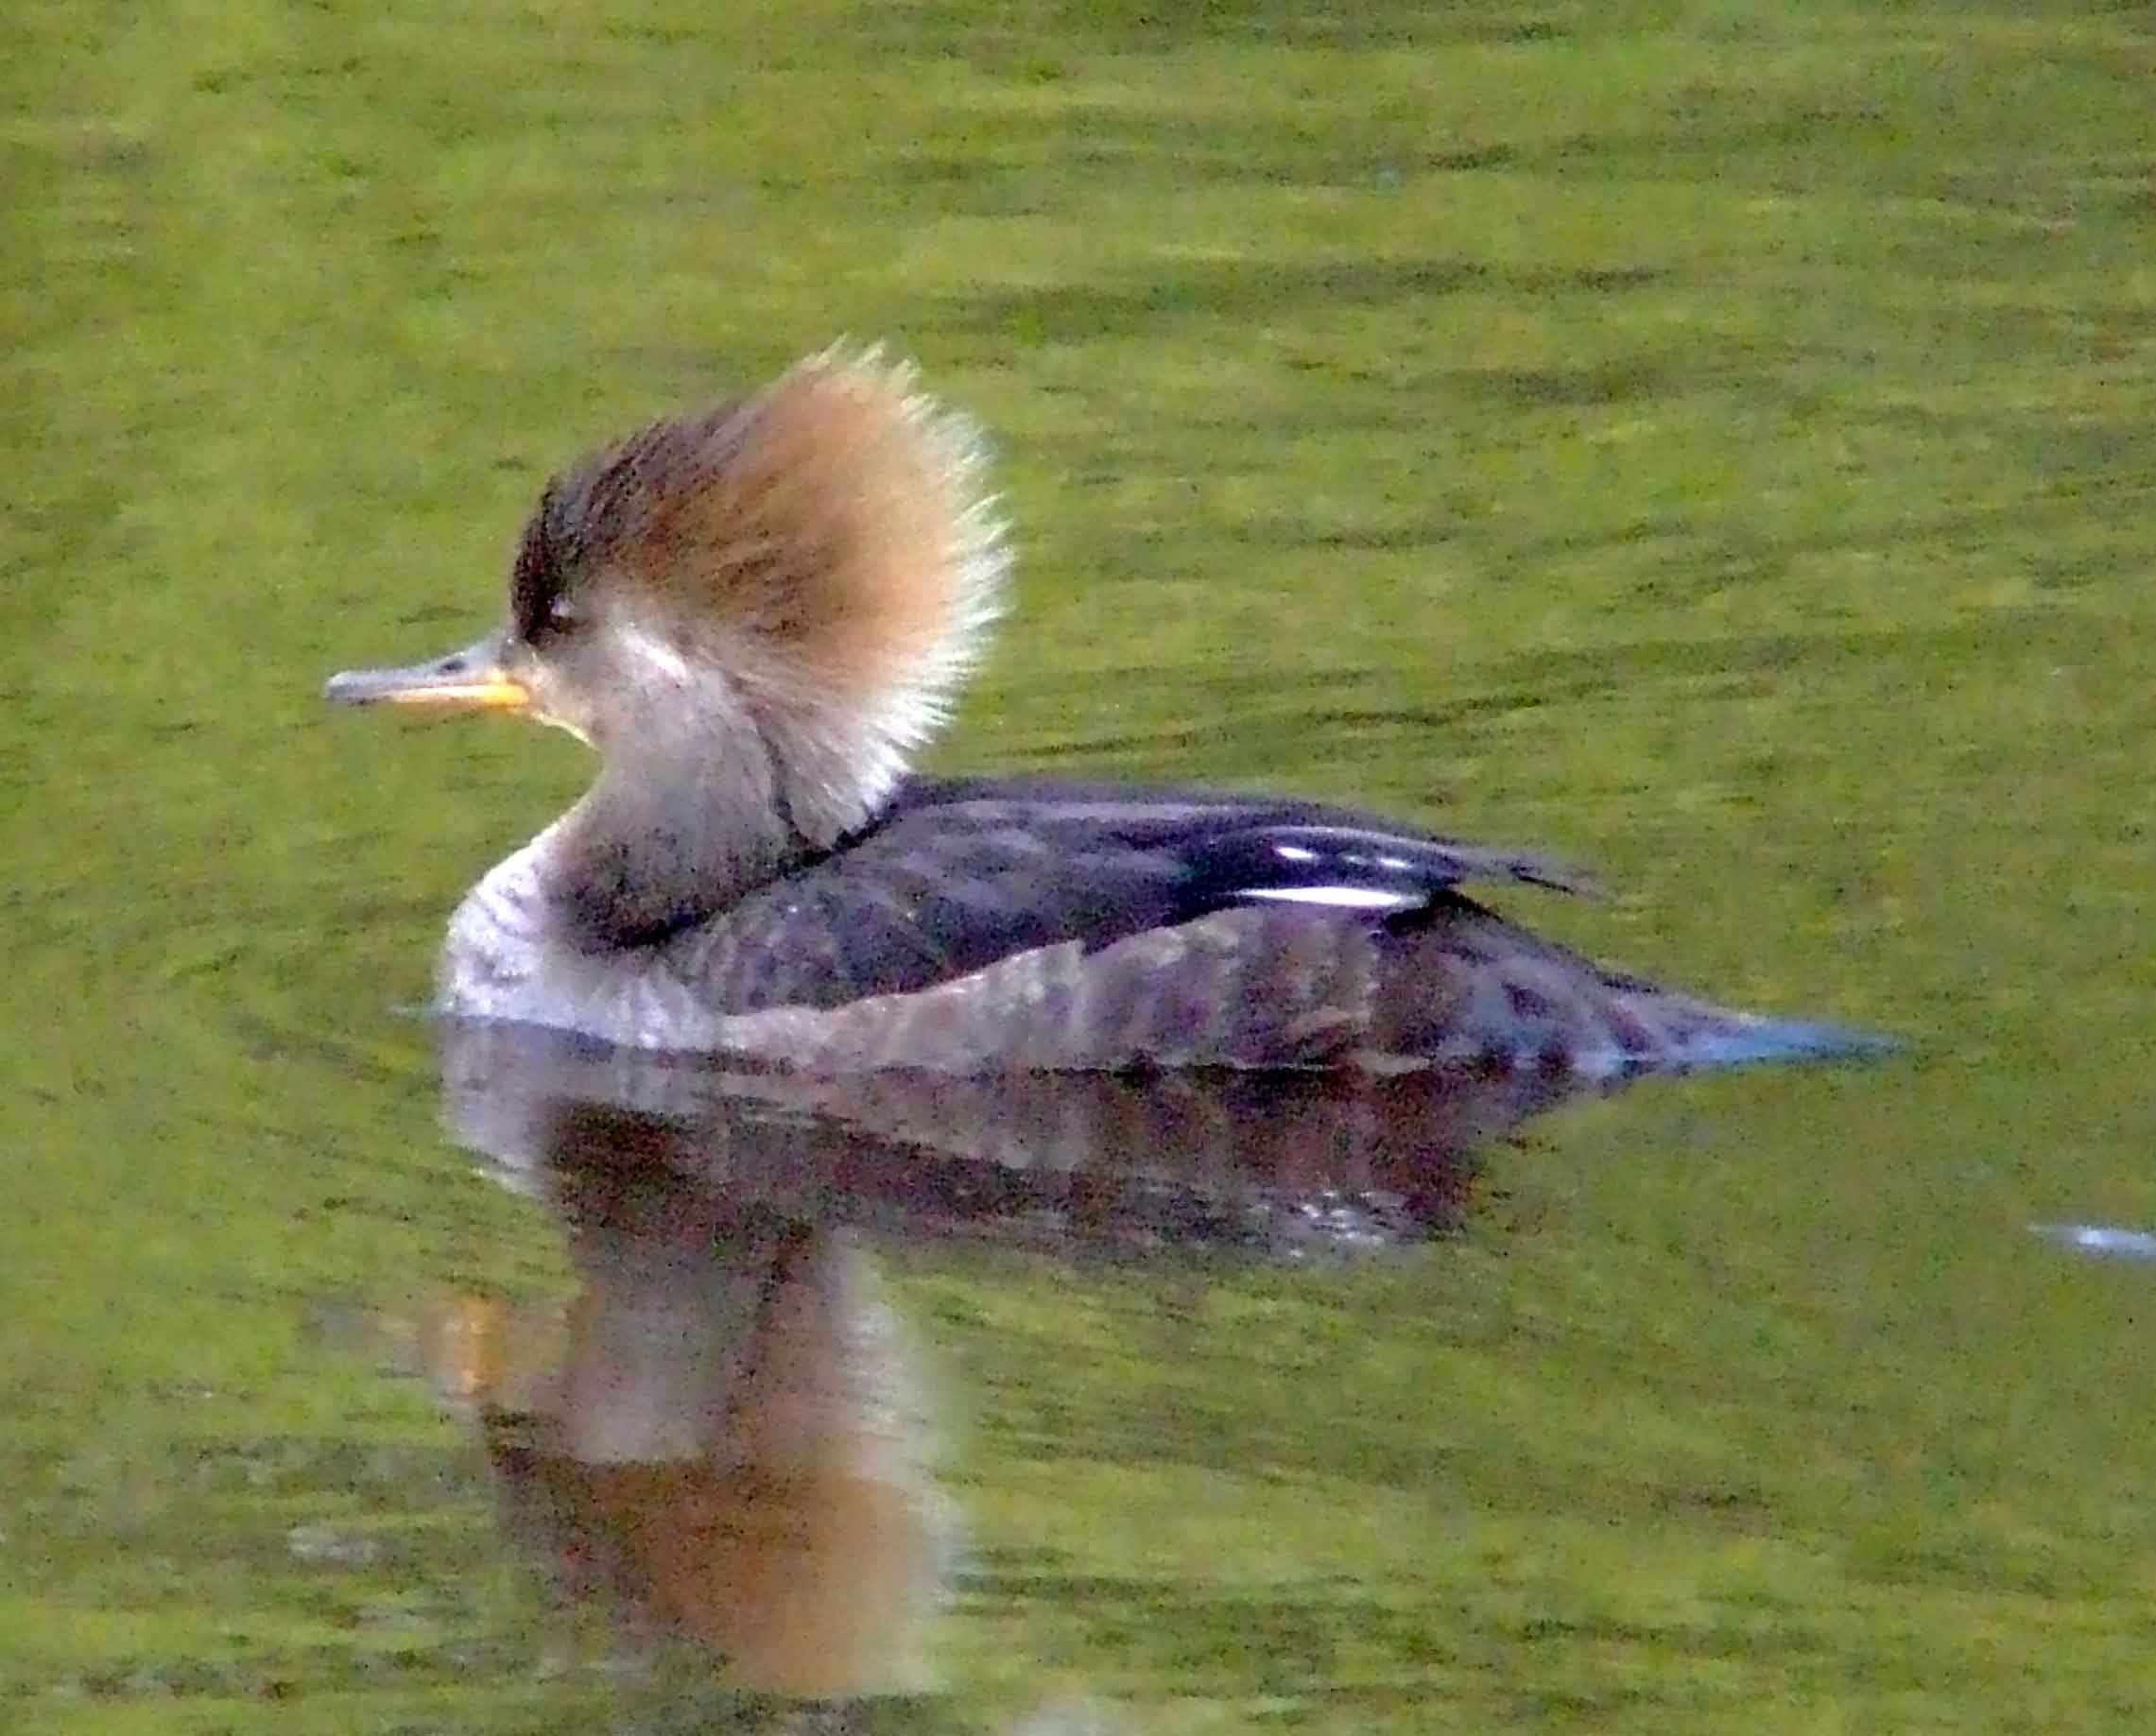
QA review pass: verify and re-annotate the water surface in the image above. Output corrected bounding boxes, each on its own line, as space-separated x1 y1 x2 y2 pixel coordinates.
9 2 2155 1729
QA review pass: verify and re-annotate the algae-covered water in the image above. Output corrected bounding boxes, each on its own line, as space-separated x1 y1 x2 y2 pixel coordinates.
8 2 2155 1729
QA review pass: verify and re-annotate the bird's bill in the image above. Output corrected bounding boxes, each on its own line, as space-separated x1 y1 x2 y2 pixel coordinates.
322 631 530 713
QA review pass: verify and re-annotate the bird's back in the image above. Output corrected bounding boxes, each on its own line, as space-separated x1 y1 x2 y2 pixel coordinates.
630 778 1877 1075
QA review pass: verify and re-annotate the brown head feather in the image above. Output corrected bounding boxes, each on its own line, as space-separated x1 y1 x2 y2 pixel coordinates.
533 348 1008 842
509 345 1004 845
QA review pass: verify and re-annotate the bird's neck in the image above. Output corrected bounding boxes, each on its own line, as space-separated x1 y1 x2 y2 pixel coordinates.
543 748 805 949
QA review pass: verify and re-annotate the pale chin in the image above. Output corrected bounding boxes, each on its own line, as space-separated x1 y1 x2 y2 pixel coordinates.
535 710 594 748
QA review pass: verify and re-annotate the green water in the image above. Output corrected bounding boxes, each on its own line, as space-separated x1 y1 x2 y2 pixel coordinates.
8 0 2155 1727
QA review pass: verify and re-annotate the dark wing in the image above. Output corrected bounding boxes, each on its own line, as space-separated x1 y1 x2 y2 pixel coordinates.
667 774 1592 1015
1175 823 1592 912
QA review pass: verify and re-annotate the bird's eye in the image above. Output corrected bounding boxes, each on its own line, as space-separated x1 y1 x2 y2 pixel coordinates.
544 594 580 633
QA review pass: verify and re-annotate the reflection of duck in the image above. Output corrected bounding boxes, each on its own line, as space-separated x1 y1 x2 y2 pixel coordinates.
409 1033 1571 1696
327 349 1882 1074
340 1023 1598 1702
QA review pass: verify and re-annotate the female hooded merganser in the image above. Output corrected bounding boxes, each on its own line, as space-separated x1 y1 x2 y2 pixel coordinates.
327 348 1882 1074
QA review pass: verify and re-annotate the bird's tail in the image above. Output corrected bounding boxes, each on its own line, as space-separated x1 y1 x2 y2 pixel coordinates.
1373 910 1898 1079
1599 991 1900 1078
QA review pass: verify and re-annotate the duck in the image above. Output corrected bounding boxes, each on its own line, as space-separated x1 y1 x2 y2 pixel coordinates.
325 347 1883 1075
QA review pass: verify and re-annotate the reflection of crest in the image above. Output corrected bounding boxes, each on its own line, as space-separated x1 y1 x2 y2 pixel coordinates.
341 1159 951 1695
477 1214 950 1699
